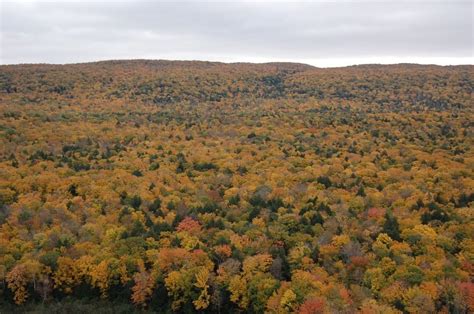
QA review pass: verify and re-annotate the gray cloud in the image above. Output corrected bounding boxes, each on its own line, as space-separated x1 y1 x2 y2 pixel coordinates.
1 0 472 66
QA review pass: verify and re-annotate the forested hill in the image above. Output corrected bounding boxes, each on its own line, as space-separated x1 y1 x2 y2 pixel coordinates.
0 60 473 313
1 61 472 110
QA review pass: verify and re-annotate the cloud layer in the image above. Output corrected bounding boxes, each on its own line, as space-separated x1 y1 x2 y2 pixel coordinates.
1 0 472 66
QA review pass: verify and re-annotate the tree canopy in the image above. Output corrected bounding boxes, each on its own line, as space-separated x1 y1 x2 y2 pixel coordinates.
0 60 473 313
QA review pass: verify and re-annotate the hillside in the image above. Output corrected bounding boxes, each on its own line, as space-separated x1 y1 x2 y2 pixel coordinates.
0 60 473 313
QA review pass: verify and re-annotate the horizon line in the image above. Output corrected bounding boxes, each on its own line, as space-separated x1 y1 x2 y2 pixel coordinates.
1 57 473 69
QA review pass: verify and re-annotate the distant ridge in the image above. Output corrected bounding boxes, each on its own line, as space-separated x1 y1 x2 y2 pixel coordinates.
2 59 472 70
1 59 316 72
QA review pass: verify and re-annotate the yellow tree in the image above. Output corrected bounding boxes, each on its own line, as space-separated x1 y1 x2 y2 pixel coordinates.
53 256 81 293
6 264 29 305
193 267 211 310
90 260 110 298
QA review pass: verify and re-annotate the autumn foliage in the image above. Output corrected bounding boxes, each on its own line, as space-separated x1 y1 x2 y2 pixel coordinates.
0 60 473 312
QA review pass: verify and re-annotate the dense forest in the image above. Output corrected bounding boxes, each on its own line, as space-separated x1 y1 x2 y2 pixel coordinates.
0 60 473 313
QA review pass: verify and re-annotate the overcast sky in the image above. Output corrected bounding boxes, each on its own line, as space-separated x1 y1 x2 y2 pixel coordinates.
1 0 472 67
